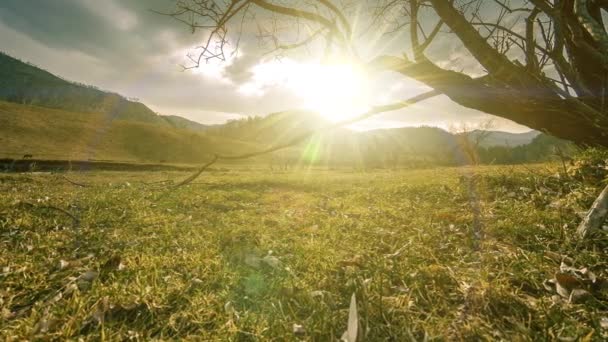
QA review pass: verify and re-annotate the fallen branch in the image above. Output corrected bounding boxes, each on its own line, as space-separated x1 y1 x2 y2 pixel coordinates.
577 183 608 238
17 201 80 228
172 89 441 188
60 175 90 188
172 155 219 188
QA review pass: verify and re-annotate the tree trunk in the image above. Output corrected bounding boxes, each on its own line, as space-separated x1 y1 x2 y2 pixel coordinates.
372 56 608 147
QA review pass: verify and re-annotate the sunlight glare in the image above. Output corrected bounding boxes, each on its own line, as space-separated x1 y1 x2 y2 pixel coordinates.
239 60 371 122
287 63 371 122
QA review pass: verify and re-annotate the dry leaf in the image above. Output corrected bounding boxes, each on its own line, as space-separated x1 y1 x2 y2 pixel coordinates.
191 278 204 285
555 273 584 299
77 270 98 291
559 262 580 274
384 244 408 259
224 301 235 314
340 255 363 268
293 323 306 336
59 260 70 270
569 289 591 303
79 270 98 282
600 317 608 330
341 293 358 342
580 268 598 283
262 255 281 269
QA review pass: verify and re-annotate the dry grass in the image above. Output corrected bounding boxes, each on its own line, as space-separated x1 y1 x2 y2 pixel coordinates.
1 165 607 340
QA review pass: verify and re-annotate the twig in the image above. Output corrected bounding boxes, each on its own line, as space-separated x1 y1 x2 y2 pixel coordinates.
60 175 90 188
140 179 174 185
172 155 219 188
553 145 570 181
17 201 80 227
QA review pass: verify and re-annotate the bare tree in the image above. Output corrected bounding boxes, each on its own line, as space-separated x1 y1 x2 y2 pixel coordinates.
162 0 608 236
162 0 608 147
450 119 495 165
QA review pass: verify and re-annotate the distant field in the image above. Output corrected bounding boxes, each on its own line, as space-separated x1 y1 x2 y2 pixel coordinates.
1 165 607 340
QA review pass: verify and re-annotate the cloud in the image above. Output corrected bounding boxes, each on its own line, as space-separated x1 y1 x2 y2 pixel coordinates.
0 0 533 132
80 0 138 31
224 53 261 84
0 0 260 117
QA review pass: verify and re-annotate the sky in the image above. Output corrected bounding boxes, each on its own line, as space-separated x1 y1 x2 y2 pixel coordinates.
0 0 532 132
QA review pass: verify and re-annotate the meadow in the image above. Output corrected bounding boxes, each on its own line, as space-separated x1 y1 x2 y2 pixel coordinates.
1 164 607 340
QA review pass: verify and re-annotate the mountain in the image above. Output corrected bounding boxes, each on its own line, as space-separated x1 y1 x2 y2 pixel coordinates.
314 126 461 167
0 97 571 166
0 51 572 167
204 114 464 167
207 114 572 167
205 110 335 144
163 115 214 131
0 101 263 163
466 130 540 147
0 52 203 129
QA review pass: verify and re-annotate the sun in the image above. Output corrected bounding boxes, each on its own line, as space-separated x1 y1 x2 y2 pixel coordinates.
238 59 372 122
287 63 371 122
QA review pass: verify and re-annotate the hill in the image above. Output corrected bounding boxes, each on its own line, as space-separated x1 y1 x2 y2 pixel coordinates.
0 52 574 167
207 114 574 167
162 115 214 132
0 52 203 129
0 101 262 163
204 114 465 167
466 130 540 147
0 98 574 167
206 110 334 144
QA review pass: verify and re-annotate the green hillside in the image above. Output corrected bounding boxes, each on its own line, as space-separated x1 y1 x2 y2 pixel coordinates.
208 110 331 144
0 100 464 167
0 99 576 168
163 115 213 131
0 101 262 163
0 52 193 127
206 114 465 167
0 51 575 167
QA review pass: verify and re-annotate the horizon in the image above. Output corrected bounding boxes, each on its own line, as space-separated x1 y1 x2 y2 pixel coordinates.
0 0 532 132
1 50 534 134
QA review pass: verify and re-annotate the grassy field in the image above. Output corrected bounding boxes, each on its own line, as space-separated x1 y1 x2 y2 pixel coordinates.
0 101 264 163
1 165 607 340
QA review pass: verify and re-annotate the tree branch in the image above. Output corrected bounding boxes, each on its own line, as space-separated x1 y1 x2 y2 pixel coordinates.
172 89 441 187
429 0 517 75
575 0 608 56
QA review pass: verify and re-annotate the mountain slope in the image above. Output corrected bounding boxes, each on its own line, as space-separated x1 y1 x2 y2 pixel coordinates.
0 52 571 167
205 110 335 144
163 115 214 131
0 101 263 163
0 99 572 166
466 130 540 147
204 113 463 166
0 52 204 128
